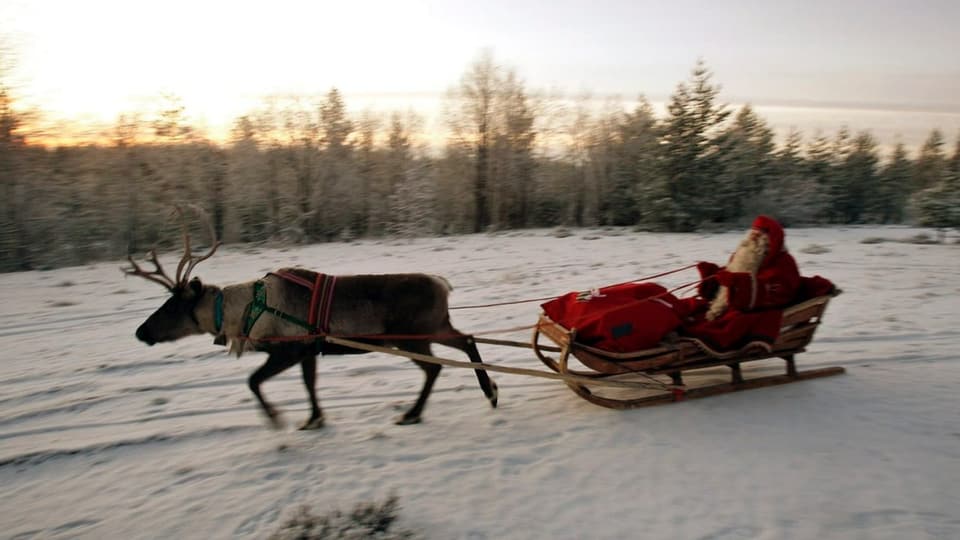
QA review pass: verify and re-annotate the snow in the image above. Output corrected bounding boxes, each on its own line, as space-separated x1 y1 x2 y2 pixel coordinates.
1 226 958 539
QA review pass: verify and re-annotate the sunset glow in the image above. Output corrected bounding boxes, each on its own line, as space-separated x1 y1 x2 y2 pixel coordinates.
3 0 959 147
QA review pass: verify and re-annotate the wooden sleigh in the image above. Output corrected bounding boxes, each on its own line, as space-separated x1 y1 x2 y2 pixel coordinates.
527 291 845 409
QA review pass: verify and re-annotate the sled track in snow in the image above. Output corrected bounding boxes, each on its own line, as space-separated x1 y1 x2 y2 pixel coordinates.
0 425 258 470
816 330 960 344
0 306 156 338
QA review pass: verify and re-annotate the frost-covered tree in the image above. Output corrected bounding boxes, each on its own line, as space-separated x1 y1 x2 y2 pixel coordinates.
659 59 731 230
275 96 321 242
558 92 596 227
384 112 422 235
948 131 960 182
609 97 661 226
315 87 356 240
804 131 836 221
354 111 382 236
225 115 272 242
714 104 776 222
752 128 820 225
109 113 151 253
447 50 499 232
912 129 947 193
912 131 960 236
446 52 537 231
870 141 912 223
831 131 879 223
433 143 474 234
491 69 536 228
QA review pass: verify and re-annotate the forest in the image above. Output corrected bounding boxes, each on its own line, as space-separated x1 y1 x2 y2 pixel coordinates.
1 55 958 272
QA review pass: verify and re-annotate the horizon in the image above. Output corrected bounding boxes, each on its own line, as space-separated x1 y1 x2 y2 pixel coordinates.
16 90 960 157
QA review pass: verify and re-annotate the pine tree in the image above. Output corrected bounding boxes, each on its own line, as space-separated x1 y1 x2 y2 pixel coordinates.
912 130 960 236
755 128 820 225
354 111 382 236
946 130 960 186
805 131 835 221
872 142 912 223
315 88 355 240
832 131 879 223
913 129 947 193
383 112 435 237
385 112 412 233
609 97 661 226
714 104 775 222
659 59 730 230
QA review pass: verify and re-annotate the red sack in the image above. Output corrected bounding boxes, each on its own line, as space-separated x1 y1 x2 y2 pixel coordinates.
541 283 683 352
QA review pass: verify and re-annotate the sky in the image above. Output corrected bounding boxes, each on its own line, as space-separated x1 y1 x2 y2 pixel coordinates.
2 0 959 145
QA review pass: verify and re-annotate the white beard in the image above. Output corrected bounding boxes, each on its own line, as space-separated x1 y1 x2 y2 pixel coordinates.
706 231 769 321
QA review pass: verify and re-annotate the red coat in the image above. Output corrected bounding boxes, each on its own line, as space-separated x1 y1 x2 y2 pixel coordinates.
542 216 834 354
682 216 803 351
696 215 801 312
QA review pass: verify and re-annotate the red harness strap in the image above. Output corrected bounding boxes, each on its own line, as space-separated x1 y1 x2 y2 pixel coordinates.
313 274 337 334
269 271 337 334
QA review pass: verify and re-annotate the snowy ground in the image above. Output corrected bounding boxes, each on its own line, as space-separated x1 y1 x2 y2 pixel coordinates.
1 226 958 539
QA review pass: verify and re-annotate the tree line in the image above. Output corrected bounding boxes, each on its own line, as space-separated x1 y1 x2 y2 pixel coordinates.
1 53 958 272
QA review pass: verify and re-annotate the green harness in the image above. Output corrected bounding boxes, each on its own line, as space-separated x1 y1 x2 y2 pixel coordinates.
243 280 314 336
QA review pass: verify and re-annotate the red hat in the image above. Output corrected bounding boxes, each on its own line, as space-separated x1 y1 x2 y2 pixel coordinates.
752 215 785 265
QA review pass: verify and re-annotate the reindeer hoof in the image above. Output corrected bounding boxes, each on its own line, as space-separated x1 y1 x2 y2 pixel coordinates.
395 415 422 426
263 410 286 430
299 417 325 430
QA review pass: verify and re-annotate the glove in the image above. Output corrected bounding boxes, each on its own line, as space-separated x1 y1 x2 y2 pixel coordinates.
716 271 754 309
716 270 751 288
697 261 721 299
696 261 719 278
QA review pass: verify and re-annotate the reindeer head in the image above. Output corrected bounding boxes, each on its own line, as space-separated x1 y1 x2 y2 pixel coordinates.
124 207 220 345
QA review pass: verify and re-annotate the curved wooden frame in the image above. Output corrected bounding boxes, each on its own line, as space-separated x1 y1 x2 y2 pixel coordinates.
530 294 846 409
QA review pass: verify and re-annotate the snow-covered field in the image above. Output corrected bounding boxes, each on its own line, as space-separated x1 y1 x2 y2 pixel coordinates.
1 226 958 539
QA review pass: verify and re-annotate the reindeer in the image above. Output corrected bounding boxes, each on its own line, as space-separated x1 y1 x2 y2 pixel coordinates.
123 209 498 429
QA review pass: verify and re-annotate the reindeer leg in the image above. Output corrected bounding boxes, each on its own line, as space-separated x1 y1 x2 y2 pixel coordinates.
437 333 498 408
299 355 325 430
248 353 301 429
396 341 441 425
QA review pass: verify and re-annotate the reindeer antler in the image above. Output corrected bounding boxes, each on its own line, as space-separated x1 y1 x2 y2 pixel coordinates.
122 205 221 289
172 205 220 286
123 249 178 291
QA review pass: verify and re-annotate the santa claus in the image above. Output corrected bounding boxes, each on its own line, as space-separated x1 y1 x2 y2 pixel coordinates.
696 215 801 320
544 215 824 354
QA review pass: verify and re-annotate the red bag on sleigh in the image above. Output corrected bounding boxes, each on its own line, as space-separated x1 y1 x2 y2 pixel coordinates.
541 283 684 353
